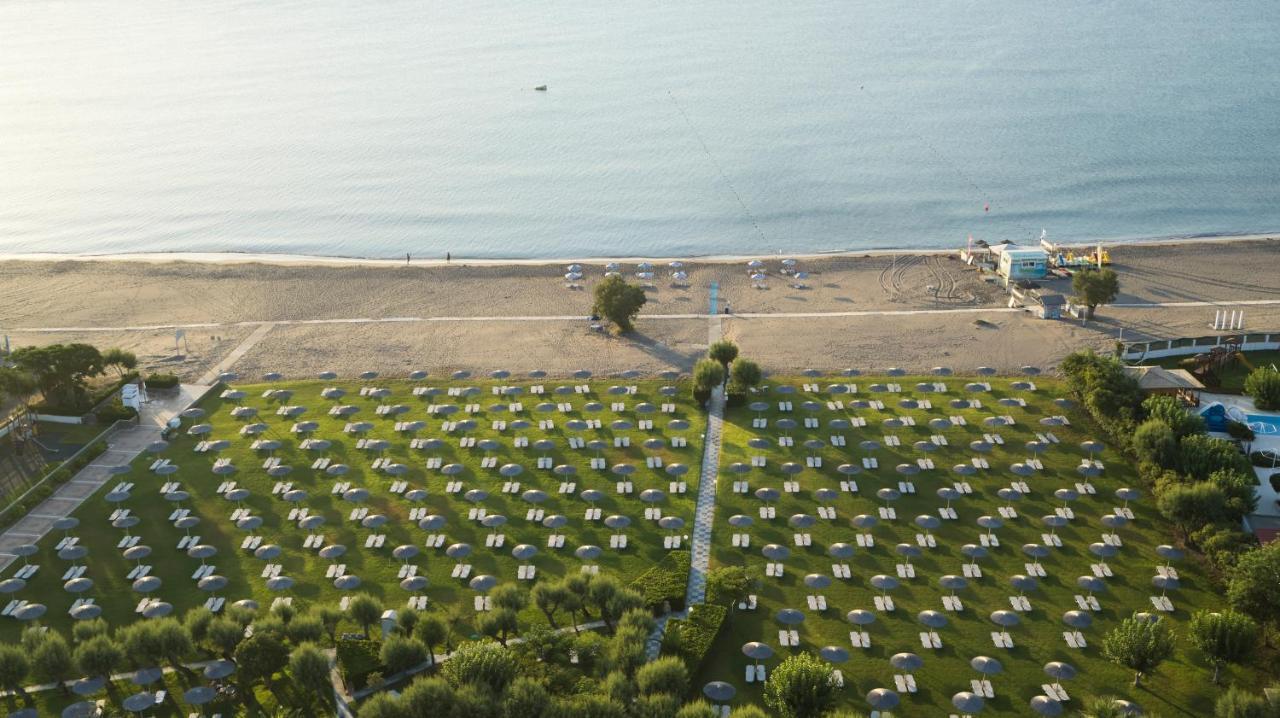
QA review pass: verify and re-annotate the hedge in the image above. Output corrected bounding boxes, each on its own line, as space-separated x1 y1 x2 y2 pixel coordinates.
145 373 181 389
629 551 690 613
664 603 727 674
93 401 138 423
336 638 383 691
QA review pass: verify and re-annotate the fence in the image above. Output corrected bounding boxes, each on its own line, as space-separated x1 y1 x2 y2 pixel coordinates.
0 419 132 529
1121 333 1280 362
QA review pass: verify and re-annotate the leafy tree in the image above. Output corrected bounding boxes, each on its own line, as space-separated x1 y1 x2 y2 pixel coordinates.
287 642 333 705
1215 686 1275 718
1143 395 1206 439
286 615 325 645
1228 540 1280 623
605 625 649 674
635 656 689 696
270 600 296 625
1101 614 1176 686
71 618 110 644
571 631 608 676
588 575 622 629
1189 609 1258 683
74 635 123 681
10 343 105 407
1059 351 1145 436
692 359 725 405
592 274 648 333
1211 468 1261 521
1244 367 1280 411
234 633 289 689
531 582 569 629
1071 268 1120 319
183 607 215 647
1158 481 1228 537
395 606 420 636
1133 419 1179 469
315 606 343 643
675 699 722 718
102 348 138 377
0 367 38 410
618 608 656 635
380 635 428 675
602 669 634 705
729 359 763 394
478 608 520 646
348 594 384 638
1181 434 1253 481
30 630 75 692
152 618 195 675
413 616 447 666
358 692 407 718
706 566 752 607
440 641 518 693
401 676 458 718
207 616 246 657
708 340 739 372
633 693 682 718
491 584 528 613
763 652 838 718
555 693 627 718
0 645 29 696
501 676 549 718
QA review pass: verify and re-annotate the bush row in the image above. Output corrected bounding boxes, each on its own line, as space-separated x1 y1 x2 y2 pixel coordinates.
32 371 140 415
336 637 383 691
663 603 727 674
628 551 690 614
145 373 181 389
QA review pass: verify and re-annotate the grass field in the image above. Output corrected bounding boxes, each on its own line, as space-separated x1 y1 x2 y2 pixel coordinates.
695 375 1265 717
0 376 699 644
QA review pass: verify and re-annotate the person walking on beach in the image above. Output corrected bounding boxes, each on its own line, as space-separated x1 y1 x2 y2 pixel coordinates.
406 253 410 265
446 252 451 263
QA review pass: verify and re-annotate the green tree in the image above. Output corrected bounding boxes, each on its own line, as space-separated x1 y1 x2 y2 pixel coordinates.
491 584 528 613
1215 686 1274 718
635 656 689 696
692 359 725 405
1133 419 1179 469
1180 434 1252 481
728 359 763 394
315 606 343 643
102 348 138 378
380 635 428 676
440 641 518 693
153 618 195 675
30 631 75 692
763 652 838 718
357 692 406 718
183 607 215 647
1228 541 1280 624
562 575 591 629
706 566 752 607
207 617 246 657
729 708 770 718
1189 609 1258 683
531 582 569 629
632 694 682 718
478 608 521 646
74 635 123 681
1244 367 1280 411
413 616 447 666
395 606 420 636
1071 268 1120 319
10 343 105 408
348 594 384 639
0 645 29 697
401 676 457 718
71 618 110 644
500 676 548 718
0 367 38 410
287 615 325 645
1143 395 1206 439
708 340 739 373
1158 481 1228 538
592 274 648 333
287 642 333 707
675 699 722 718
1101 614 1176 686
234 633 290 689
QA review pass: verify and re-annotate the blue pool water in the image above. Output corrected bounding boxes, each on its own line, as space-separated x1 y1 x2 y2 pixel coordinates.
1246 414 1280 436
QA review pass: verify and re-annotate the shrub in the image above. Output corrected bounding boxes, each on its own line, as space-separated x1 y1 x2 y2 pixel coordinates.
145 373 181 389
692 359 724 405
1225 420 1256 442
1244 367 1280 410
1059 351 1144 443
94 401 138 423
664 603 727 673
1143 394 1206 438
1133 420 1178 469
1181 434 1252 481
628 551 690 614
335 638 381 691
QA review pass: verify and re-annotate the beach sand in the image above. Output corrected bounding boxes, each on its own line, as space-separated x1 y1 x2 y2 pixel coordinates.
1 237 1276 378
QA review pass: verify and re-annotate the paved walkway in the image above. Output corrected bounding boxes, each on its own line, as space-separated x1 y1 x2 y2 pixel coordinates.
196 322 275 385
0 384 210 573
686 388 725 607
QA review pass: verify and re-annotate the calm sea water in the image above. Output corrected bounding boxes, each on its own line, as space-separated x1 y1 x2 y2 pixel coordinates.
1 2 1277 259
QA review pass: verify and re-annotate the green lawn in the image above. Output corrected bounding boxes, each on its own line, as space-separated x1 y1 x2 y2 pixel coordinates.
696 375 1265 717
1155 350 1280 394
0 377 700 645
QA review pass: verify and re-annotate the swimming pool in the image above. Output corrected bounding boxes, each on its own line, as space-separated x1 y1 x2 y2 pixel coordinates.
1246 413 1280 435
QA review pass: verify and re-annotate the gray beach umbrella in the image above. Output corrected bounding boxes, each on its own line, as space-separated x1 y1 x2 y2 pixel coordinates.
522 489 549 504
553 464 577 477
163 490 190 504
895 544 921 560
703 681 736 703
63 577 94 594
237 515 264 531
789 514 817 529
1062 610 1092 629
188 423 213 436
1089 543 1119 561
836 463 862 476
123 692 157 713
917 610 948 628
762 544 791 561
971 655 1003 676
446 543 473 560
0 578 26 594
58 545 88 562
499 463 524 477
1031 696 1064 717
14 603 46 621
1040 416 1066 426
1077 575 1107 597
204 659 236 680
1116 487 1141 505
254 544 283 560
299 515 326 529
851 514 878 529
268 465 294 478
184 686 217 706
611 463 636 476
224 487 251 502
742 642 774 661
1044 661 1077 681
401 576 429 592
155 463 180 476
998 397 1022 408
575 545 602 561
107 465 133 475
1022 543 1050 560
1010 462 1034 476
665 463 690 477
187 544 218 561
604 515 631 531
962 544 988 561
953 463 976 476
580 489 605 503
953 692 985 713
775 608 806 625
198 575 229 593
1010 575 1039 594
939 575 968 595
1011 380 1035 391
819 646 850 663
418 515 447 530
62 703 99 718
847 609 876 626
882 417 904 429
915 514 941 531
659 516 685 531
876 487 901 503
969 440 993 453
71 676 105 696
642 437 667 450
1156 544 1184 563
141 602 173 619
748 437 771 450
1152 575 1180 594
978 515 1003 532
230 406 256 419
541 515 568 529
728 514 754 528
990 610 1020 627
441 463 465 476
469 575 498 593
393 544 420 561
640 489 666 504
146 440 170 454
132 576 161 593
334 575 362 590
828 542 855 559
512 544 538 561
755 487 781 503
870 575 899 594
804 574 832 590
984 416 1009 427
1055 488 1080 503
814 487 839 502
53 517 80 532
266 576 295 591
866 688 900 711
175 516 201 531
112 515 140 530
895 463 920 476
240 422 268 435
1101 514 1129 530
477 514 507 530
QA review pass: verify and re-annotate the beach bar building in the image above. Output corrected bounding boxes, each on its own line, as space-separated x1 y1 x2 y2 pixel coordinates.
993 244 1049 282
1122 365 1205 406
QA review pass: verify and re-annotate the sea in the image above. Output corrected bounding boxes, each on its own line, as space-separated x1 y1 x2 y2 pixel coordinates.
1 1 1277 260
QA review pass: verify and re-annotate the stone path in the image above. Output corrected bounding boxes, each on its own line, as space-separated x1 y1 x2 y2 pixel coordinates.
196 322 275 385
0 384 210 573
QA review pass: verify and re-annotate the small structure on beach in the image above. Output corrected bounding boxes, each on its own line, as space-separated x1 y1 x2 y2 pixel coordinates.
1122 365 1204 406
993 244 1048 282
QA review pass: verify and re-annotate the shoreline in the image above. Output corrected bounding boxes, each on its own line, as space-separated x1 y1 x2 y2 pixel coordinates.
1 232 1275 269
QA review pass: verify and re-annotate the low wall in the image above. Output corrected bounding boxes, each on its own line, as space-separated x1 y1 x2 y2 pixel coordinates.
32 414 86 425
1122 333 1279 362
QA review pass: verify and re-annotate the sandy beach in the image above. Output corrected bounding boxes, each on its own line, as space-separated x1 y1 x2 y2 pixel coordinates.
1 237 1277 379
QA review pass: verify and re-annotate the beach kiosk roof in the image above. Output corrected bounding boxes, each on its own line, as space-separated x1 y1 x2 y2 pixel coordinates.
1122 365 1204 405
